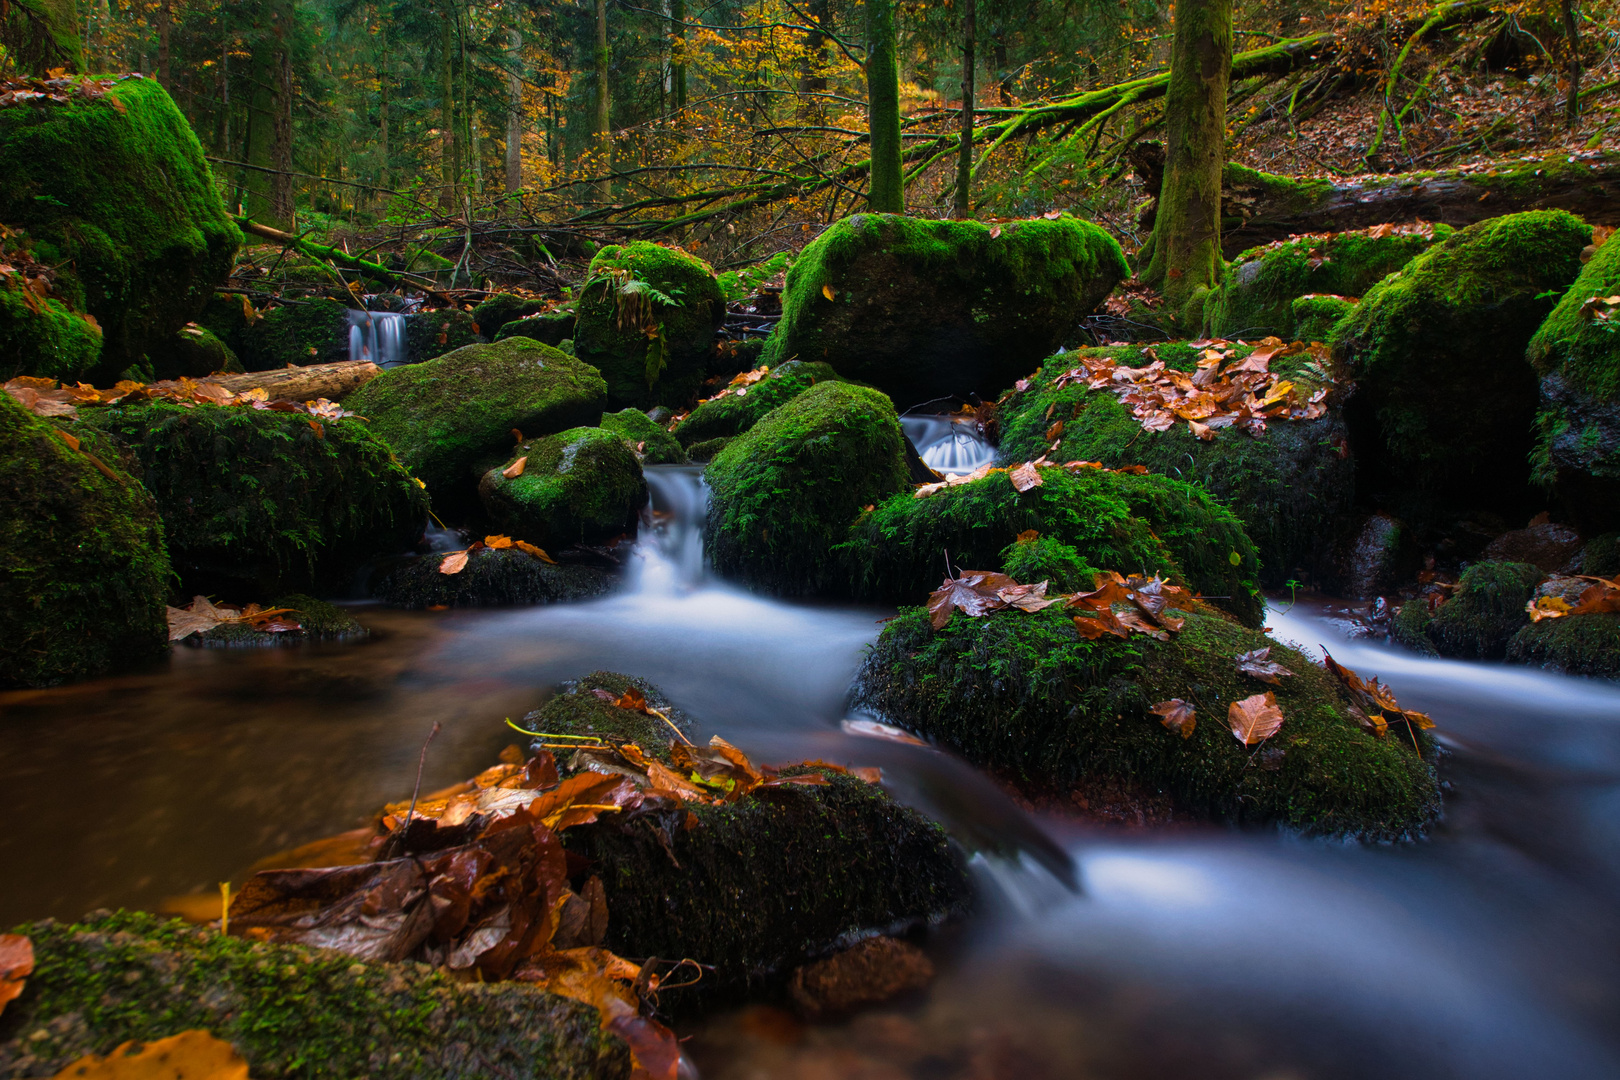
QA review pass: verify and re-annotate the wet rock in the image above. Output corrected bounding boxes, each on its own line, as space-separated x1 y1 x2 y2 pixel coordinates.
686 436 732 462
674 360 845 447
1389 598 1440 658
156 322 242 379
788 937 936 1021
1482 522 1584 572
191 594 369 647
373 548 616 609
1574 532 1620 577
763 214 1128 410
480 427 648 548
473 293 548 334
212 297 353 372
1428 560 1542 660
600 407 686 465
1508 612 1620 678
497 311 576 348
1340 513 1418 600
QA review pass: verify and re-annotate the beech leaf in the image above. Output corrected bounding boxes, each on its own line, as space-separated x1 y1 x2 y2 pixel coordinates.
514 540 557 564
1234 646 1296 684
502 456 528 479
1008 462 1043 492
439 550 470 575
1228 692 1284 744
1150 699 1196 738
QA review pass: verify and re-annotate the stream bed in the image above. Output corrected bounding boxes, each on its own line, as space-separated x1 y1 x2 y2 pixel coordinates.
3 465 1619 1078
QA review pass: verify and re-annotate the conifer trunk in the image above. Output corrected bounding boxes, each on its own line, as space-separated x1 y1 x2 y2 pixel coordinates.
865 0 903 213
594 0 612 200
954 0 975 218
440 12 458 210
670 0 687 112
506 29 524 195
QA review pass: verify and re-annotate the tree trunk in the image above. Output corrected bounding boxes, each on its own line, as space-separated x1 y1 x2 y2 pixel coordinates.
865 0 903 213
670 0 687 112
243 30 293 231
506 29 524 196
798 0 829 120
2 0 84 74
954 0 975 218
1562 0 1581 129
595 0 612 200
210 360 381 401
440 12 458 210
1139 0 1232 315
992 34 1011 104
272 43 296 228
155 1 172 88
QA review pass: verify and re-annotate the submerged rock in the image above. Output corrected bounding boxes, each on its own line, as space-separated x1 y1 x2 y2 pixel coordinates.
191 594 369 647
788 937 935 1021
1334 211 1591 522
0 911 627 1080
480 427 648 548
0 392 171 688
373 548 616 609
574 242 726 409
855 607 1440 839
600 407 687 465
673 360 845 447
763 214 1128 409
705 381 910 596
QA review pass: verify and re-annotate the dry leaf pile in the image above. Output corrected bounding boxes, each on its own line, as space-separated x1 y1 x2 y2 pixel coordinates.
437 534 557 575
926 567 1194 643
913 457 1148 499
1525 575 1620 621
165 596 301 642
0 70 132 110
2 375 355 425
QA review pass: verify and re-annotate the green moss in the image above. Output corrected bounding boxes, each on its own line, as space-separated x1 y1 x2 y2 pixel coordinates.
855 607 1440 839
1580 533 1620 577
522 673 697 760
194 593 367 647
844 463 1263 625
1291 294 1356 343
496 311 575 347
599 407 686 465
405 308 481 365
685 436 733 462
574 241 725 409
1222 162 1336 218
1507 612 1620 678
1334 211 1591 520
480 427 647 547
1390 598 1439 657
472 293 547 334
345 337 607 499
673 360 845 447
0 284 104 382
997 345 1351 587
1204 226 1449 341
1000 535 1097 594
0 393 170 688
154 322 241 379
373 548 615 609
1429 560 1542 660
0 77 240 379
705 382 910 596
83 401 427 594
764 213 1128 409
226 299 352 372
0 912 626 1080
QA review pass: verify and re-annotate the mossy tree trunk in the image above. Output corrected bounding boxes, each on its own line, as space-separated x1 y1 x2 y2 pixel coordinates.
1139 0 1231 314
594 0 612 202
671 0 688 112
865 0 904 213
954 0 976 218
0 0 83 74
1562 0 1581 129
242 5 295 231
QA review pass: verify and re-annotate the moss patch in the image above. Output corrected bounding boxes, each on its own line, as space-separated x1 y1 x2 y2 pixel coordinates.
0 393 170 688
0 912 626 1080
1390 599 1439 657
705 382 910 596
686 436 732 462
345 337 607 499
372 548 616 609
764 213 1128 409
0 284 104 383
480 427 647 548
224 299 352 373
193 594 368 647
600 408 686 465
673 360 845 447
855 607 1440 839
522 673 697 758
496 311 575 348
1427 560 1542 660
472 293 548 333
1507 612 1620 678
406 309 481 365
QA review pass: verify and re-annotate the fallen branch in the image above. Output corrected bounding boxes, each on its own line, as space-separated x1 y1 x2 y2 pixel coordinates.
234 217 440 292
209 360 381 402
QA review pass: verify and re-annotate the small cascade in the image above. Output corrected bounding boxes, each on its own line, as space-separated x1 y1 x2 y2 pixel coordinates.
422 521 464 553
348 309 408 367
629 465 708 594
901 414 998 475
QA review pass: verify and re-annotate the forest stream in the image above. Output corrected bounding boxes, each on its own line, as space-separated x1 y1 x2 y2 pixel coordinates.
4 457 1619 1080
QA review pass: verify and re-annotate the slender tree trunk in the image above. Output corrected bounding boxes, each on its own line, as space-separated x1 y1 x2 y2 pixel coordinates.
954 0 975 218
440 11 457 210
5 0 85 73
272 42 295 227
1140 0 1231 318
506 28 524 195
865 0 903 213
1562 0 1581 129
155 1 171 87
993 34 1011 104
460 7 478 200
594 0 612 200
379 51 391 190
798 0 829 120
670 0 687 112
242 17 294 232
214 43 229 156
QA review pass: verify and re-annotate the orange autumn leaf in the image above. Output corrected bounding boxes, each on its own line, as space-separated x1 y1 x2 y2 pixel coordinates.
1008 462 1043 492
47 1030 250 1080
484 535 515 549
439 550 470 575
514 540 557 564
0 934 32 1017
1150 699 1196 739
1228 692 1284 744
503 456 528 479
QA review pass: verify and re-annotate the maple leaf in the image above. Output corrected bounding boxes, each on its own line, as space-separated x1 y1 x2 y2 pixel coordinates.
1150 699 1196 738
46 1030 249 1080
1234 646 1296 684
1228 692 1285 744
0 934 32 1018
927 570 1018 628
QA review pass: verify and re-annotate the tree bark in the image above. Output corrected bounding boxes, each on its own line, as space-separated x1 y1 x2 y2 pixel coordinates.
594 0 612 201
210 360 381 402
1 0 84 74
1562 0 1581 129
243 16 294 232
797 0 828 120
440 11 458 210
953 0 975 218
272 42 296 227
1140 0 1232 316
506 29 524 195
865 0 904 213
670 0 688 112
155 1 172 88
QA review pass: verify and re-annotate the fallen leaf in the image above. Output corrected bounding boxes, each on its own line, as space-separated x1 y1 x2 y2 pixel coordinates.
1234 647 1296 684
439 551 470 575
1526 595 1572 621
514 540 557 564
52 428 80 451
485 535 515 549
822 284 836 301
45 1030 250 1080
841 718 927 746
1008 462 1043 492
1228 692 1284 744
502 456 528 479
1016 529 1040 542
1150 699 1196 738
0 934 32 1017
989 225 1002 238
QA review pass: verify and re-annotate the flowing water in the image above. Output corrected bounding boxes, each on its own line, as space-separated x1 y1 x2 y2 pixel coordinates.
4 462 1620 1078
347 308 408 368
900 415 999 475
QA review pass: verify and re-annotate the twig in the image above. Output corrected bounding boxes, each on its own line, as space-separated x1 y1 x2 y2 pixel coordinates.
401 720 443 834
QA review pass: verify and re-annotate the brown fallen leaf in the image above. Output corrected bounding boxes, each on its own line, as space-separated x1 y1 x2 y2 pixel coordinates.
841 718 927 746
502 456 528 479
514 540 557 564
439 550 470 575
46 1030 250 1080
0 934 32 1017
1008 462 1043 492
1016 529 1040 542
1234 647 1296 685
484 535 515 549
1228 692 1284 744
1150 699 1196 739
822 284 837 301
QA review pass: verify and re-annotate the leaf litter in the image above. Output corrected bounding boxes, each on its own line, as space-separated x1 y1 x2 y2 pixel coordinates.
166 596 301 642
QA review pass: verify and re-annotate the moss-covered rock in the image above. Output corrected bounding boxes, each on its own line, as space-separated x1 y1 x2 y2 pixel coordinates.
0 77 240 381
372 548 616 609
599 408 686 465
527 672 696 753
472 293 548 334
152 322 241 379
0 282 104 382
0 393 170 688
480 427 647 548
1579 532 1620 577
763 214 1128 409
1334 211 1591 521
0 911 627 1080
83 401 427 594
406 308 482 365
1291 293 1356 343
1203 226 1450 341
845 464 1264 626
705 382 910 596
855 607 1440 839
1389 597 1440 657
222 298 353 372
673 360 845 448
192 593 368 647
686 436 732 462
345 337 607 500
496 311 575 348
1426 560 1542 660
528 674 972 1002
1507 612 1620 678
1525 234 1620 532
996 346 1339 590
574 242 725 409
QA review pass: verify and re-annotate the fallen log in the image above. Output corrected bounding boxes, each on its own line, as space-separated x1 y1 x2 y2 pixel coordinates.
234 218 441 292
209 359 381 401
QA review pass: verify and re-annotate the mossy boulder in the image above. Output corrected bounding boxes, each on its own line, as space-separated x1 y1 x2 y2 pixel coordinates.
0 912 627 1080
496 310 575 348
152 322 241 379
480 427 647 548
345 337 607 499
1426 560 1542 660
997 345 1345 590
83 401 427 595
406 308 482 365
673 360 846 447
574 242 725 409
1203 226 1450 341
1291 293 1357 343
191 593 368 647
529 673 972 1003
705 382 910 596
0 283 104 383
373 548 616 609
1508 612 1620 678
1390 598 1440 657
0 77 240 380
600 407 686 465
762 214 1128 409
1525 234 1620 532
219 298 353 372
845 464 1264 626
686 436 732 463
472 293 548 333
855 607 1440 839
1333 211 1591 521
1578 532 1620 577
0 393 171 688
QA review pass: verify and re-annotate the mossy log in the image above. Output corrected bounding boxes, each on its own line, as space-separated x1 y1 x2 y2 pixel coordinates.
209 359 381 401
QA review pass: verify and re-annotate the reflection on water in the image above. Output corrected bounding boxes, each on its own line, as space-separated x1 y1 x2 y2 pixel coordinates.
4 469 1620 1077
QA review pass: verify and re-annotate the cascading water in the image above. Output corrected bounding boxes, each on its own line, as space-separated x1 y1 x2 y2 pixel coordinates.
629 465 709 594
348 308 407 367
900 414 998 474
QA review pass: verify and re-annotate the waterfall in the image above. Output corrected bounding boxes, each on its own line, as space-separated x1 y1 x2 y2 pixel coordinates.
628 465 708 595
900 415 997 475
348 309 408 367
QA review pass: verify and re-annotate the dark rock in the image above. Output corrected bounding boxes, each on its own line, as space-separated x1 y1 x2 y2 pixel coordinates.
1482 522 1584 572
788 937 936 1021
